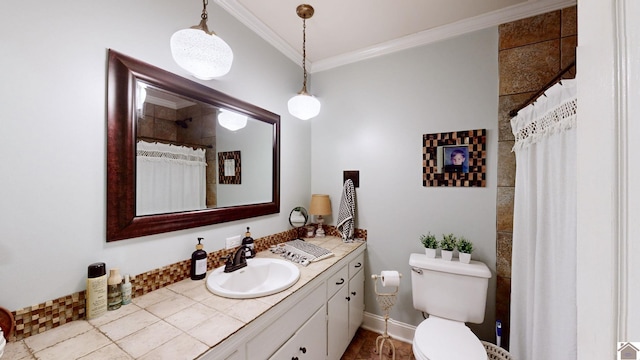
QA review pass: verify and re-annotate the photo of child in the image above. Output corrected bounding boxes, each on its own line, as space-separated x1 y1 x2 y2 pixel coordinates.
443 146 469 173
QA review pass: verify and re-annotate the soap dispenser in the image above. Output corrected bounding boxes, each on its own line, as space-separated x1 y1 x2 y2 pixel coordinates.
242 227 255 258
191 237 207 280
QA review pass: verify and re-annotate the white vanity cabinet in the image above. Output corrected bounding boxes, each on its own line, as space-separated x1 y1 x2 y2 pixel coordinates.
199 242 366 360
327 252 365 360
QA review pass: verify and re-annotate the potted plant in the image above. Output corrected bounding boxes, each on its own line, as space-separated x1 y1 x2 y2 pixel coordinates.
457 236 473 263
420 233 438 258
440 233 456 261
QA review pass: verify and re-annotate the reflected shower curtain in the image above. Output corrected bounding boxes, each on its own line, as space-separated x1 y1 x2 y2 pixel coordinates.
510 79 577 359
136 141 207 215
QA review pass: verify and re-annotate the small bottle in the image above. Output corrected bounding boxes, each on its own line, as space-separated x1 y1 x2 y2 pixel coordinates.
107 268 122 311
121 274 132 305
242 227 255 258
86 262 107 319
191 237 207 280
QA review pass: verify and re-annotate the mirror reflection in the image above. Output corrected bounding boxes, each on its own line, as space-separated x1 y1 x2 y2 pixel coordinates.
106 49 280 241
135 82 273 216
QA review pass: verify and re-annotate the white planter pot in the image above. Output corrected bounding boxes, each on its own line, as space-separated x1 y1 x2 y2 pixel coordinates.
441 250 453 261
459 252 471 264
425 248 437 258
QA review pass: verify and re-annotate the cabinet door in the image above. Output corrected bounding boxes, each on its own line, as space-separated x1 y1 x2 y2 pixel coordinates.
269 305 327 360
247 283 325 360
348 268 365 339
327 285 349 360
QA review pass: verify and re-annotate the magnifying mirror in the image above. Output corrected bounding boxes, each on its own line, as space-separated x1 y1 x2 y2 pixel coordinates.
289 207 308 239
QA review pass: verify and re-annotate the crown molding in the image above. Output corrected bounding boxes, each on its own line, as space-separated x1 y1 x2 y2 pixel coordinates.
215 0 301 65
216 0 576 73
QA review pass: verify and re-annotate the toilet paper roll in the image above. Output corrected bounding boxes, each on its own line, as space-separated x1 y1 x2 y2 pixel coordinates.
380 270 400 287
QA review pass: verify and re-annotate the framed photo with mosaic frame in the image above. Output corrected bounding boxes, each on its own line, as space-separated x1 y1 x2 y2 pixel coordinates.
218 151 241 185
422 129 486 187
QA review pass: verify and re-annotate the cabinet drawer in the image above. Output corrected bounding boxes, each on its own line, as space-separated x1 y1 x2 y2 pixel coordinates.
349 252 364 279
269 305 326 360
327 265 348 298
247 283 325 360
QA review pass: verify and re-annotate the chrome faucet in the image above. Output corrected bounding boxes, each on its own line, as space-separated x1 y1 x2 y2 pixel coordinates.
222 245 248 273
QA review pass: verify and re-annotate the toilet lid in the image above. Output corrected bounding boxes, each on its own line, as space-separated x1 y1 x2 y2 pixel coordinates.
413 316 486 360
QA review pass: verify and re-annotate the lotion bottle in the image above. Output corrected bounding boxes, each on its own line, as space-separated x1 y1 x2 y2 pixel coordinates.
191 238 207 280
121 274 132 305
242 227 255 258
107 268 122 310
86 262 107 319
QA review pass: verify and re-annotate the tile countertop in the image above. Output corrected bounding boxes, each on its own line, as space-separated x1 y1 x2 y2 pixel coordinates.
4 237 365 360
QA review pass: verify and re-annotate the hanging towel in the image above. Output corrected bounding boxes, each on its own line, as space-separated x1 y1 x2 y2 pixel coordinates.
337 179 356 242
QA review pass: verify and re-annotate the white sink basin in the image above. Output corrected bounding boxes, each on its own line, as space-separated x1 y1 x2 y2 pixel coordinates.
206 258 300 299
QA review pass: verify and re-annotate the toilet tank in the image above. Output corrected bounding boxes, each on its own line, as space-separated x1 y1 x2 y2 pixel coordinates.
409 253 491 324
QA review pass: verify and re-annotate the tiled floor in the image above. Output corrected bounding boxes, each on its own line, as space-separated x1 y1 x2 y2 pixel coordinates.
342 328 414 360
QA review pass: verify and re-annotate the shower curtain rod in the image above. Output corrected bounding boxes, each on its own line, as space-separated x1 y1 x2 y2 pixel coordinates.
509 60 576 117
137 136 213 149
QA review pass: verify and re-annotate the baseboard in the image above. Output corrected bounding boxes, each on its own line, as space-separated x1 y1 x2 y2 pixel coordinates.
361 311 416 344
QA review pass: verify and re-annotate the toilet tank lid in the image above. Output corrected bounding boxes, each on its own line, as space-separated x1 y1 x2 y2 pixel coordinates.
409 253 491 278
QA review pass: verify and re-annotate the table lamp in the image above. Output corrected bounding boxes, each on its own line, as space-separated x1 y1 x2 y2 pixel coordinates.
309 194 331 237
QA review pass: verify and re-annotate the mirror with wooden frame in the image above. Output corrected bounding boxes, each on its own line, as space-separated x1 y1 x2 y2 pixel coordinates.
107 50 280 241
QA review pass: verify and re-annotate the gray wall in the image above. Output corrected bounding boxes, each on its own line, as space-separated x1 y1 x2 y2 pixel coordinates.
0 0 311 311
312 28 499 340
1 0 498 342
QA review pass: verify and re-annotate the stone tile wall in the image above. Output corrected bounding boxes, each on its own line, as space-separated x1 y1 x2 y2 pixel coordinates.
496 6 576 349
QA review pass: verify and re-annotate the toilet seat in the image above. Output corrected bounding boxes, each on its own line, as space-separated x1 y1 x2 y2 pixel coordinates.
412 316 487 360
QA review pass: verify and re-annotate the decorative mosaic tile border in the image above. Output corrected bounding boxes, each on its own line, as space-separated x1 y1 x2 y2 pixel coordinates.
10 227 366 341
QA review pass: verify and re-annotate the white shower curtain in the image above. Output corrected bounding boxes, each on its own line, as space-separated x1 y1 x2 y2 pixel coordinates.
510 79 577 359
136 140 207 215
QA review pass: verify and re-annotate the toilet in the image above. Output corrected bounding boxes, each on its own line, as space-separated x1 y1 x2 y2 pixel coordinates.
409 253 492 360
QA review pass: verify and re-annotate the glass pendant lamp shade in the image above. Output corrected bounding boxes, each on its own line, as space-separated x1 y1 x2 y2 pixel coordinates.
289 4 321 120
170 29 233 80
288 91 321 120
218 109 247 131
170 0 233 80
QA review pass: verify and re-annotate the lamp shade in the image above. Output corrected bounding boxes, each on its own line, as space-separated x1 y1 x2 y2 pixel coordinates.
170 28 233 80
288 93 321 120
309 194 331 216
218 109 247 131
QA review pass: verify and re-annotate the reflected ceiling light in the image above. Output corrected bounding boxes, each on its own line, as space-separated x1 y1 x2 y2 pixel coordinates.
170 0 233 80
136 83 147 113
287 4 321 121
218 109 247 131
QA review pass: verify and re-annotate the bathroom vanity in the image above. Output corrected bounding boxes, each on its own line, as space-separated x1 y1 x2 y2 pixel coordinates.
3 237 365 359
201 238 366 360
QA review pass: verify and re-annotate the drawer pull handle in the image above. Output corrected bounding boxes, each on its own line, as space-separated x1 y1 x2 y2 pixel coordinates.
351 291 356 296
300 347 307 354
346 296 351 301
354 262 362 268
292 357 298 360
336 278 345 285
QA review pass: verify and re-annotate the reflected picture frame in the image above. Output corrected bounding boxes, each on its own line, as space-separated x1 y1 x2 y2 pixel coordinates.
218 151 241 184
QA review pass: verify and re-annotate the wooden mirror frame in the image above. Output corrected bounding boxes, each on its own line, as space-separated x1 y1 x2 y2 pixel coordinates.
106 49 280 241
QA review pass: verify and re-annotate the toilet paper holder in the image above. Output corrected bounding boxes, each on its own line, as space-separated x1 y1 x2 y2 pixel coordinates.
371 272 402 360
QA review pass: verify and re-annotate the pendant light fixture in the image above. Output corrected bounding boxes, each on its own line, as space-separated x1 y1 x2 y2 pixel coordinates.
218 109 247 131
170 0 234 80
288 4 321 120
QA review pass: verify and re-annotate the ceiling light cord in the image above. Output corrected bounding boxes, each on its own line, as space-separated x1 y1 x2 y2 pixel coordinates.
201 0 208 21
301 17 308 94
